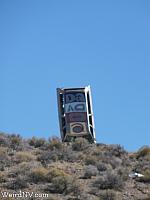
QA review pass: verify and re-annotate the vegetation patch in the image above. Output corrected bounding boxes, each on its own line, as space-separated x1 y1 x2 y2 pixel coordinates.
15 151 35 163
136 146 150 161
30 167 49 183
93 171 124 190
0 132 149 200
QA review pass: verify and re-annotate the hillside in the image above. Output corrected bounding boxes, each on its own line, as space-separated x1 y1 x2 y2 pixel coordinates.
0 132 150 200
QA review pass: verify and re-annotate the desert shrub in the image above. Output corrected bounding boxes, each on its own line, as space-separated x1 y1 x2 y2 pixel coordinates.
16 140 34 152
137 169 150 183
109 157 122 169
61 147 76 162
11 161 42 177
0 133 22 150
0 133 10 147
38 150 60 164
38 147 84 164
28 136 37 146
97 161 107 172
60 145 85 162
91 145 103 156
28 136 46 148
98 190 118 200
0 147 8 159
0 147 10 168
48 137 63 150
6 175 28 189
0 164 5 171
47 175 82 196
136 146 150 160
72 138 89 151
71 151 85 162
15 151 35 163
46 175 70 194
116 168 129 181
0 172 6 183
93 171 124 190
108 144 126 157
83 165 98 178
134 160 150 174
67 178 83 197
9 134 22 150
45 169 82 195
84 155 97 165
30 167 49 183
52 176 68 193
101 154 122 169
47 168 67 182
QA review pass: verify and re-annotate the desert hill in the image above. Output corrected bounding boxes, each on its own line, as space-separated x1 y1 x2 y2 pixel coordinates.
0 132 150 200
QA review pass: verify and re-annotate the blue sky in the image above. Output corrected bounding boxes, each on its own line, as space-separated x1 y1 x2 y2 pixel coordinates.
0 0 149 151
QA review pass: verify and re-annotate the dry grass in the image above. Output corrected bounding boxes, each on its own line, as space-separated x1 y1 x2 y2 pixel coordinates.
15 151 36 163
30 167 49 183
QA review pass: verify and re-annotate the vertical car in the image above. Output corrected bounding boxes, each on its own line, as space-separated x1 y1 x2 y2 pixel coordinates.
57 86 96 143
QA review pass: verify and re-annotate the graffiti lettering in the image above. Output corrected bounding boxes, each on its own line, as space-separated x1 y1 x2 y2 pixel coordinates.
65 102 86 113
70 122 87 134
65 92 85 103
67 105 74 112
65 112 87 123
75 104 85 111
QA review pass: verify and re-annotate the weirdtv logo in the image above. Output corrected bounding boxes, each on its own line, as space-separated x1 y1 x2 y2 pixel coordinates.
1 191 49 198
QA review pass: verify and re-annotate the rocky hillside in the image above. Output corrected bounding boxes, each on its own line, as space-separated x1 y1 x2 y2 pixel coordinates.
0 132 150 200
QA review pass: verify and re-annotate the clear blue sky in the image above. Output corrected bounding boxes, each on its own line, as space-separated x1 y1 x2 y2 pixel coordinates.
0 0 149 151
